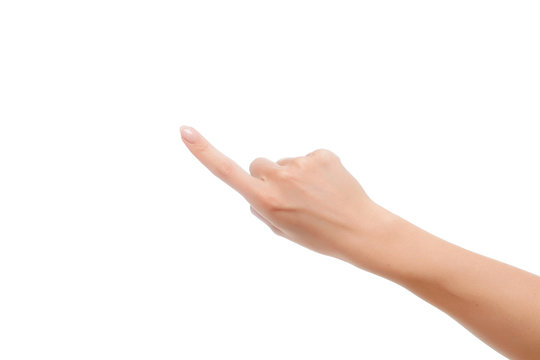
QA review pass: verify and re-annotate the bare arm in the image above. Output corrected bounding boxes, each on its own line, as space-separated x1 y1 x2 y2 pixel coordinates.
179 126 540 359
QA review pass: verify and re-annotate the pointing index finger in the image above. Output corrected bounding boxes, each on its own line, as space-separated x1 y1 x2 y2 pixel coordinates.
180 126 262 202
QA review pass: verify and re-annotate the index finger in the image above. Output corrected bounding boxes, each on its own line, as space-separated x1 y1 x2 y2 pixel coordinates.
180 126 262 202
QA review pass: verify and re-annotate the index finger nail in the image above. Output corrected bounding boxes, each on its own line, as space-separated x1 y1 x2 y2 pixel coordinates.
180 126 199 144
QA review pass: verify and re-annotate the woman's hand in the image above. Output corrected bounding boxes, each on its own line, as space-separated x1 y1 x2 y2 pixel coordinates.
180 125 540 360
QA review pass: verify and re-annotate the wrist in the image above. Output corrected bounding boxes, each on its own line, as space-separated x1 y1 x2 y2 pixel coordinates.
341 204 448 285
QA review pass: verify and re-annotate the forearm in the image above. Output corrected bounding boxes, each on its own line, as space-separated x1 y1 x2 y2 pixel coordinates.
346 208 540 359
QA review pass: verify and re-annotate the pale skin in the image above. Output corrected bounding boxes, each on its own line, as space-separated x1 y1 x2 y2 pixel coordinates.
179 126 540 360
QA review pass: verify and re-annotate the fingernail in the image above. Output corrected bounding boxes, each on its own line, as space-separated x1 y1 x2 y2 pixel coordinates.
180 126 199 144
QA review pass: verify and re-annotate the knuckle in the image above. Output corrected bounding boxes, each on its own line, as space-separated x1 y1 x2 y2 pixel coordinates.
311 148 338 163
294 157 308 169
276 157 291 165
274 168 296 182
215 160 235 178
249 157 265 173
277 156 308 170
259 192 283 211
196 141 210 154
250 157 277 178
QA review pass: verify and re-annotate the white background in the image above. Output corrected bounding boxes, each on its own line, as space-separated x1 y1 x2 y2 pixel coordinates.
1 1 539 359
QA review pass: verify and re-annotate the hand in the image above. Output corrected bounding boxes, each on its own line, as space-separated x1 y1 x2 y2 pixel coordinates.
180 126 394 262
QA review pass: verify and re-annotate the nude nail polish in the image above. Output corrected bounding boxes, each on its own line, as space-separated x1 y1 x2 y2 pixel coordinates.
180 126 198 144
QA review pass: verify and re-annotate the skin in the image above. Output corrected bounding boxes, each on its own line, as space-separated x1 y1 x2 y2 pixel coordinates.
179 125 540 359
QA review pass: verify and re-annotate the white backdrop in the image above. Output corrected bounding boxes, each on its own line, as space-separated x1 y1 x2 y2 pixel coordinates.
1 1 539 359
